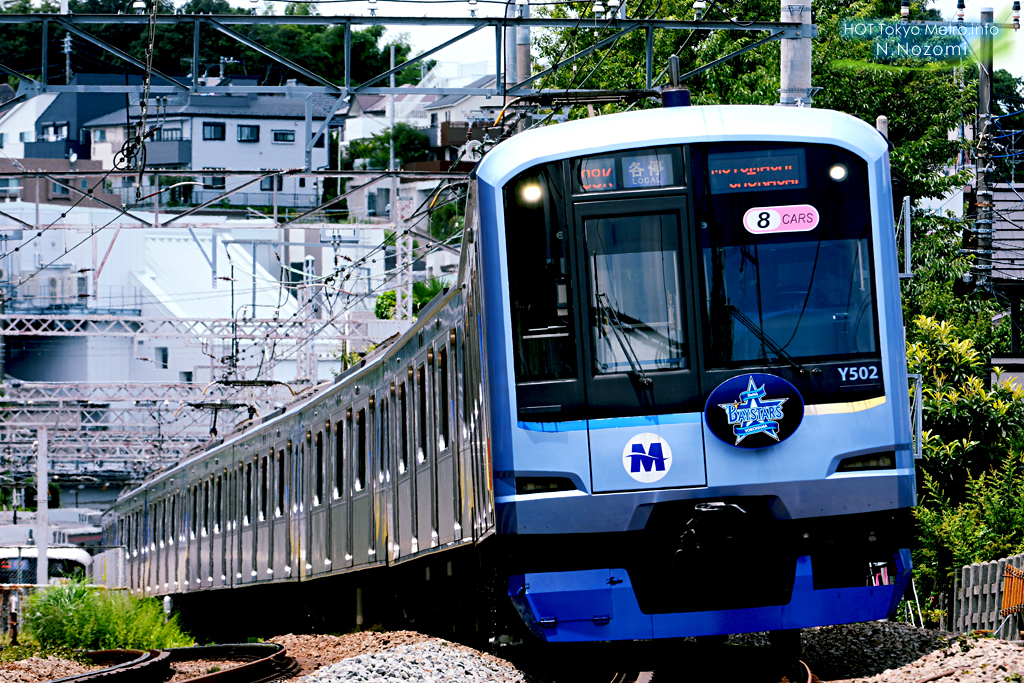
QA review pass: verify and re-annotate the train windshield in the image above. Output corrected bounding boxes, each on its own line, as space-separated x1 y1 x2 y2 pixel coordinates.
692 143 878 368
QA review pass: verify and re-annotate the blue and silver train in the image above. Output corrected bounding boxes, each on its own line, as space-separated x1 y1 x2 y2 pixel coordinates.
104 103 914 644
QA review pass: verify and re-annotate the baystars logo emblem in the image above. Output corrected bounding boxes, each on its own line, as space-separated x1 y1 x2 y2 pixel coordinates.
622 433 672 484
719 377 789 445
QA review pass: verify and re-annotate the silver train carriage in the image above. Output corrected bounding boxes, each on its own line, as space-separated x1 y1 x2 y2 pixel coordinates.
104 104 915 644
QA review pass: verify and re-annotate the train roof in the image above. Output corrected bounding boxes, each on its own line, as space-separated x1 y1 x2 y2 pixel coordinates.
0 546 93 564
476 104 888 188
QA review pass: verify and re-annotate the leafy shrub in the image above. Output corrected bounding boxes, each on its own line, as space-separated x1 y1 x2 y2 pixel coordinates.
915 452 1024 601
25 580 193 650
908 315 1024 503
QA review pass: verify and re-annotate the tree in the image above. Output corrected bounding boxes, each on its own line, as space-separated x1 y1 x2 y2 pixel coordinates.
0 0 424 89
345 123 432 170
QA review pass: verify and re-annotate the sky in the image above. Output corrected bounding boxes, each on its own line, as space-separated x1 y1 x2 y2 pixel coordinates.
250 0 1022 81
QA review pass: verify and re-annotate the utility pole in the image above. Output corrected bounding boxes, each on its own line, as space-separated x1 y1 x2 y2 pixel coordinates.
505 2 518 93
389 44 396 218
971 7 995 290
779 0 813 106
63 34 72 85
36 426 48 587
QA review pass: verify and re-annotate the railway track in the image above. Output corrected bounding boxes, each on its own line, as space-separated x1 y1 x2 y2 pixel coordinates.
50 643 298 683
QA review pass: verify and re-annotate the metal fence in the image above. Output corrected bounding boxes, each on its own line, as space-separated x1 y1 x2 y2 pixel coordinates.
952 553 1024 639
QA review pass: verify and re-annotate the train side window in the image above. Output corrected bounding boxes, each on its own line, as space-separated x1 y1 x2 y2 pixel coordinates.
191 487 198 539
438 345 450 452
334 422 343 497
245 463 253 525
315 431 324 506
215 477 223 533
170 497 176 541
461 329 470 435
277 450 285 516
260 456 269 521
356 408 366 491
202 481 210 536
380 397 389 482
417 364 427 463
503 162 576 383
398 383 408 473
297 443 304 510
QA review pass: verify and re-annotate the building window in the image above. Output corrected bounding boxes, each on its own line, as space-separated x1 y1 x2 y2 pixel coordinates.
94 129 106 142
430 113 438 127
203 168 226 189
19 131 32 143
298 178 305 188
203 122 226 140
260 175 283 191
80 179 88 189
57 124 67 140
179 371 193 383
159 128 182 141
273 130 295 143
52 181 70 196
155 347 169 369
0 132 5 147
238 125 260 142
310 133 325 148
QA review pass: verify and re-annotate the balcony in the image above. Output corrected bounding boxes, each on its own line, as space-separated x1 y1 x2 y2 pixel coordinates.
145 140 191 167
23 139 88 160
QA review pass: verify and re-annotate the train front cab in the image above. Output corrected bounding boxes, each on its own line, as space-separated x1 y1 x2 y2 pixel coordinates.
477 105 916 642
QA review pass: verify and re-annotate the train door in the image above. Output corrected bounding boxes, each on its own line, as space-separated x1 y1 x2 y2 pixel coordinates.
572 195 706 493
435 340 457 546
201 478 211 587
396 376 415 557
414 359 437 548
349 400 372 565
272 445 288 578
343 409 355 567
329 415 348 569
287 436 300 578
452 327 468 542
256 454 271 581
323 419 334 573
370 394 384 563
213 474 224 586
189 484 200 590
310 427 328 574
376 392 392 562
241 459 255 583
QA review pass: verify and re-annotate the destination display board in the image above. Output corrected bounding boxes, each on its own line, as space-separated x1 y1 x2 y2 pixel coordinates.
707 149 807 194
576 147 678 193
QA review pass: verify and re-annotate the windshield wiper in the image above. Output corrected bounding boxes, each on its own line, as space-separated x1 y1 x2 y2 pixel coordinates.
597 291 653 387
726 305 821 376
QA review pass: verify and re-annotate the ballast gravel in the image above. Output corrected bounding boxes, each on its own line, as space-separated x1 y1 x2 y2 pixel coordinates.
299 641 527 683
0 655 98 683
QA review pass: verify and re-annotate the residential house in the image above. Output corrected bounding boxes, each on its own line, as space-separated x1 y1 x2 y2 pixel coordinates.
82 92 343 208
0 157 122 208
0 92 59 159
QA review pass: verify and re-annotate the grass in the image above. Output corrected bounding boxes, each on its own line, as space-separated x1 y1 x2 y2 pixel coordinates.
0 642 93 665
24 579 194 651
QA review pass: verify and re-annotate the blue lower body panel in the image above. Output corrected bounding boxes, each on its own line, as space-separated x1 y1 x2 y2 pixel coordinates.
508 549 911 642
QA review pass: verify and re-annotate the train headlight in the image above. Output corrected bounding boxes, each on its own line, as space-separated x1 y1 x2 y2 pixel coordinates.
829 163 849 182
521 184 543 203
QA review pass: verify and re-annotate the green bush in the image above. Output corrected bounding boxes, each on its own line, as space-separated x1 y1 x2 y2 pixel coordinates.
915 452 1024 605
25 580 193 650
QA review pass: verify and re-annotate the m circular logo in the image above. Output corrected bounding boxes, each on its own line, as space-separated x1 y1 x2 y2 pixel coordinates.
704 374 805 449
622 433 672 483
